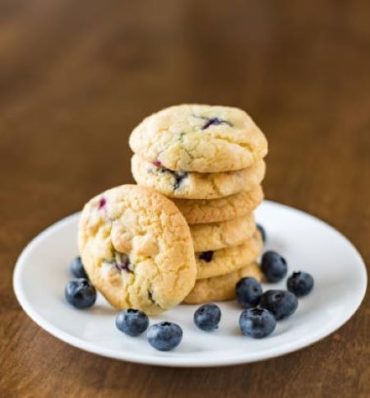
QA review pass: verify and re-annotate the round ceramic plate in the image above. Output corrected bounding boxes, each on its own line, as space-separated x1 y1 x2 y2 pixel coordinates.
13 201 367 367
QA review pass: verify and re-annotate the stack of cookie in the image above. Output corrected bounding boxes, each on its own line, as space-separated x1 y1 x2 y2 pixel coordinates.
130 104 268 304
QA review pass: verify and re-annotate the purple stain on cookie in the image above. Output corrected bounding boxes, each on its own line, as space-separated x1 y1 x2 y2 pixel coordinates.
98 197 107 210
153 160 162 168
201 117 232 130
172 171 188 190
114 253 133 273
153 162 188 190
199 251 214 262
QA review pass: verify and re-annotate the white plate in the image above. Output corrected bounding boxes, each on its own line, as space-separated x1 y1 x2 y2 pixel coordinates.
13 201 367 367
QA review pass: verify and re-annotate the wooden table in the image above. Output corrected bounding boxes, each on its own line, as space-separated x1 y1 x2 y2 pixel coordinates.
0 1 369 397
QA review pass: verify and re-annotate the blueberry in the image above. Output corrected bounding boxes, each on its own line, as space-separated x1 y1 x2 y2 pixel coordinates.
260 290 298 320
256 223 266 243
198 251 214 262
147 322 183 351
172 171 188 190
261 251 288 282
235 277 262 309
201 117 232 130
70 256 88 279
194 304 221 331
239 308 276 338
113 252 132 273
116 309 149 337
287 271 314 297
98 197 107 210
65 278 96 309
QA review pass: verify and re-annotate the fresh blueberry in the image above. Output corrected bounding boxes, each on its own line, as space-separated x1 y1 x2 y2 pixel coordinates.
256 223 266 243
287 271 314 297
261 251 288 282
239 308 276 338
70 256 88 279
235 277 262 309
116 309 149 337
199 251 214 262
147 322 183 351
260 290 298 320
194 304 221 331
65 278 96 309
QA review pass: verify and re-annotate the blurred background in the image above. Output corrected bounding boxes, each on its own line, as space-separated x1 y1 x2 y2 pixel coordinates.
1 1 369 396
1 1 369 227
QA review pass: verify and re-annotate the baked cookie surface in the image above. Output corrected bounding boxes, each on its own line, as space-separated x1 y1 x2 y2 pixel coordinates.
190 214 256 252
131 154 266 200
78 185 196 315
195 231 263 279
129 104 268 173
174 185 264 224
184 262 262 304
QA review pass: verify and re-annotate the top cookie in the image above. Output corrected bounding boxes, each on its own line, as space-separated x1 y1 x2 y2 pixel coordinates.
129 104 268 173
78 185 197 315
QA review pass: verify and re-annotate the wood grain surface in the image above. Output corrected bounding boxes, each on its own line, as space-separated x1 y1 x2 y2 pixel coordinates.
0 1 369 397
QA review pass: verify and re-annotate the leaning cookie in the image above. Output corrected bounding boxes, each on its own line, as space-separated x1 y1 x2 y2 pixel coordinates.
174 185 264 224
129 104 268 173
184 262 263 304
78 185 197 315
195 231 263 279
190 214 256 252
131 154 266 200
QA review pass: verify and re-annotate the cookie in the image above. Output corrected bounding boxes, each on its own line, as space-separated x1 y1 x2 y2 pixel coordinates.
195 231 263 279
190 214 256 252
129 104 268 173
174 185 264 224
131 154 266 200
78 185 197 315
184 262 263 304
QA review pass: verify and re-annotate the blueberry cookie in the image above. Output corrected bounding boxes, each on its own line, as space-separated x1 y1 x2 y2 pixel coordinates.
129 104 268 173
184 263 262 304
190 214 256 252
78 185 197 315
174 185 264 224
131 154 266 200
196 231 263 279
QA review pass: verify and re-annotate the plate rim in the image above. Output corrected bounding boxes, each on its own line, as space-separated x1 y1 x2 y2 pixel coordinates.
13 200 368 367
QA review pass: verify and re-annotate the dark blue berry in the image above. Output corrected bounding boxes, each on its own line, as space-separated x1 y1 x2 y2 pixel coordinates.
239 308 276 338
287 272 314 297
256 223 266 243
70 256 88 279
147 322 183 351
116 309 149 337
194 304 221 331
236 277 262 309
65 278 96 309
261 251 288 282
199 251 214 262
260 290 298 320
